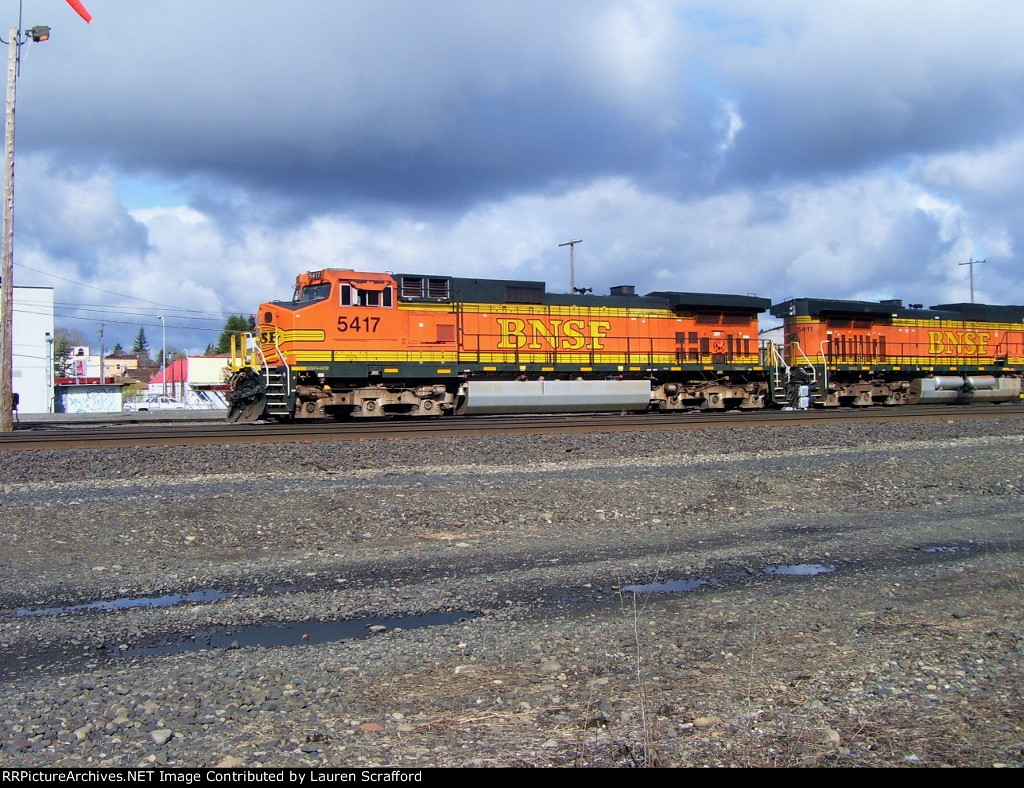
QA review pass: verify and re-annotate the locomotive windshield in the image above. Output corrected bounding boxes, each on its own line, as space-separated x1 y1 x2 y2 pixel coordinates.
293 282 331 304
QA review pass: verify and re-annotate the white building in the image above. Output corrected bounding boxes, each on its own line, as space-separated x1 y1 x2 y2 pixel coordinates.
148 355 230 409
10 286 55 414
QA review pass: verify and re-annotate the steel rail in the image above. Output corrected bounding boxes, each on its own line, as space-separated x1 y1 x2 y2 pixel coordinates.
0 403 1021 451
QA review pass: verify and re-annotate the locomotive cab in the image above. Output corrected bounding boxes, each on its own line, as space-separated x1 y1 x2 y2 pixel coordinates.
248 269 414 421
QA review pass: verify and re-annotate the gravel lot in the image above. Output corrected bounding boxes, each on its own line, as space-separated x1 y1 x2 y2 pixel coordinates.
0 415 1022 768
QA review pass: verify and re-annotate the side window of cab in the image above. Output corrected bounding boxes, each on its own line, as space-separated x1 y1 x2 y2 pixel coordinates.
340 285 393 307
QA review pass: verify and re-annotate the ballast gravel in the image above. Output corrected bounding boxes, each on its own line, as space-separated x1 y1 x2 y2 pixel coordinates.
0 415 1022 768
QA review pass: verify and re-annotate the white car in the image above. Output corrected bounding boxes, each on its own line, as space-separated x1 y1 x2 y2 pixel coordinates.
124 395 187 412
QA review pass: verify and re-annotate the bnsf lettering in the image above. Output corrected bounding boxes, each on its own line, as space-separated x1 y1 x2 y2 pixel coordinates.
496 318 612 351
927 330 991 356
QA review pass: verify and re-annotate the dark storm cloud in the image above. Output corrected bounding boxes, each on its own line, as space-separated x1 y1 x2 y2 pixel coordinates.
18 1 699 210
16 161 150 263
722 75 1024 186
7 1 1024 352
16 1 1024 210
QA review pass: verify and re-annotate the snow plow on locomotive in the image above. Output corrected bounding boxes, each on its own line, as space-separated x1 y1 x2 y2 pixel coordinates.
225 268 1024 422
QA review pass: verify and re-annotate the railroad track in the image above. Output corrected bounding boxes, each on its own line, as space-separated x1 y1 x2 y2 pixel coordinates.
0 403 1021 451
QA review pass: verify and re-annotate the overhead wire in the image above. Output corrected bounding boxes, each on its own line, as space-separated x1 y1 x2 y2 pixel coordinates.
14 261 256 318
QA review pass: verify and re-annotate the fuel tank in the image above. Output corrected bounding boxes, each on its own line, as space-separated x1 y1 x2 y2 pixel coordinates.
908 376 1020 404
457 379 652 415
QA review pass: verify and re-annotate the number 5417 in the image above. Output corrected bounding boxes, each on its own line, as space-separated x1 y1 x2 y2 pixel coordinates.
338 316 380 333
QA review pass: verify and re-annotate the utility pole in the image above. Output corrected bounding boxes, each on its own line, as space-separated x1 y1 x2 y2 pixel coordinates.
959 258 985 304
1 20 57 431
97 322 104 384
0 28 19 432
559 239 582 293
0 6 90 431
158 315 166 396
45 330 52 412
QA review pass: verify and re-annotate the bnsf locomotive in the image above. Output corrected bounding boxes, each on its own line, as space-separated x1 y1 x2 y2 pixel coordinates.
225 268 1024 422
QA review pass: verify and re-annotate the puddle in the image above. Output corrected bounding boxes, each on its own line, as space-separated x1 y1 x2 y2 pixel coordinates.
918 545 970 554
16 590 230 617
622 577 706 595
763 564 836 576
115 611 474 658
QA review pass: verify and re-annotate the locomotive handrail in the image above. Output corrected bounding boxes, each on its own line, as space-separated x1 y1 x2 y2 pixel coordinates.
228 332 271 381
818 340 829 393
762 340 789 380
273 331 290 395
790 341 818 384
229 332 256 373
254 336 271 380
990 330 1014 362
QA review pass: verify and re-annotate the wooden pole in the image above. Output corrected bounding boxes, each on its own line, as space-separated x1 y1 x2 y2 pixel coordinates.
1 29 19 432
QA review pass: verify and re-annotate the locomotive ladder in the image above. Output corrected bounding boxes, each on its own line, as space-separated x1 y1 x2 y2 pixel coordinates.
769 368 789 405
263 371 290 417
261 329 292 419
229 332 292 419
763 341 792 406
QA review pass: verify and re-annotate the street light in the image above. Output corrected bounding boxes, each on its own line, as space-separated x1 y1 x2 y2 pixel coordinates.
181 348 189 403
158 315 166 396
0 4 92 432
0 24 49 431
45 330 53 413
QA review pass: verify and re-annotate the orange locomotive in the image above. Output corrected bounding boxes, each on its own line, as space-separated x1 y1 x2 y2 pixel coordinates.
770 297 1024 406
226 270 1024 421
226 268 772 421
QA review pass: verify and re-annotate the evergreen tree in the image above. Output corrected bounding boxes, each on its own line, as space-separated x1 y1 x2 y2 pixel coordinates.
132 326 151 359
110 342 125 356
216 314 256 354
52 335 73 378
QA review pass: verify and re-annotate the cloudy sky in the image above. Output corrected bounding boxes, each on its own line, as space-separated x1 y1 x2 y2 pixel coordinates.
7 0 1024 354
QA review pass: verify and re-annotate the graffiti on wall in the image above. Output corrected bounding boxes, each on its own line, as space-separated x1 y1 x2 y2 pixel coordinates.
57 388 122 414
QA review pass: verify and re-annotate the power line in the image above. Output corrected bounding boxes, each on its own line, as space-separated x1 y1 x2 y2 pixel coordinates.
43 311 227 336
51 304 227 323
10 302 226 331
14 261 255 317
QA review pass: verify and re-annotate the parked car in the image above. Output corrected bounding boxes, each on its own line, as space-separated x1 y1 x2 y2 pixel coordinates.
124 395 187 412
